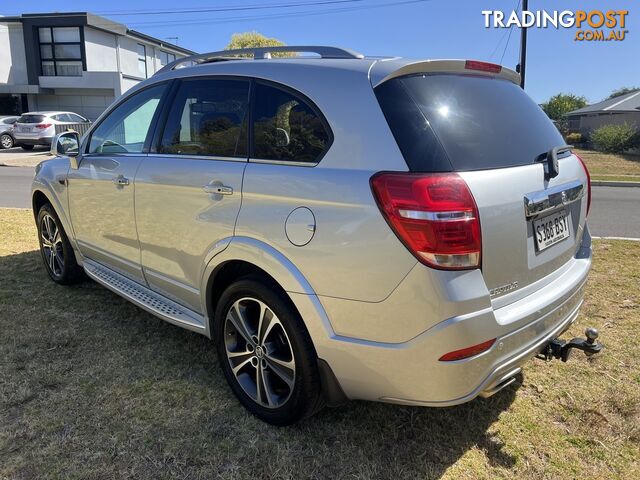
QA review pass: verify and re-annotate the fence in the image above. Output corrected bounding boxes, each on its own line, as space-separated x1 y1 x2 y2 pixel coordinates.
55 122 92 137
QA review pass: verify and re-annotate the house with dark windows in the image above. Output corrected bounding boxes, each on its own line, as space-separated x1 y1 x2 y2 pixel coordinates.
0 12 195 120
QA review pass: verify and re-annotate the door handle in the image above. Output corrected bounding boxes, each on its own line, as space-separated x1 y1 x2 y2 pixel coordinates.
203 184 233 195
112 176 130 186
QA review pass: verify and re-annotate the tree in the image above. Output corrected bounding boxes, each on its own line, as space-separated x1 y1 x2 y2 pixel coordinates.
225 31 293 57
606 87 640 100
541 93 588 121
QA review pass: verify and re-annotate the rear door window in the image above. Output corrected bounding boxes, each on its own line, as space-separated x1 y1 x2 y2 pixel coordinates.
252 82 331 164
375 74 566 171
159 78 250 158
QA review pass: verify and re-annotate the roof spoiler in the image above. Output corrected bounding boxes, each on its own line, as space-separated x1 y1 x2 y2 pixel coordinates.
371 59 520 87
156 45 364 75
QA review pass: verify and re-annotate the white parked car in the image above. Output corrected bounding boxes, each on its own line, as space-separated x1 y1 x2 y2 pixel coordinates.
13 111 90 150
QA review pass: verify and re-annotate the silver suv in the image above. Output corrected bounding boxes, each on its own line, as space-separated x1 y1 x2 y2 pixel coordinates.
32 46 596 425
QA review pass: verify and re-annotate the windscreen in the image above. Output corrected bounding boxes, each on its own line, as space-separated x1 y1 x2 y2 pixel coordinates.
375 74 565 171
17 115 46 124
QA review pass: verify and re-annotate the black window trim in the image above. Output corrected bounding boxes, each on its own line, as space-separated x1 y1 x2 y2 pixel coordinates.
149 75 252 162
83 80 173 156
92 74 334 166
38 26 85 77
249 78 333 167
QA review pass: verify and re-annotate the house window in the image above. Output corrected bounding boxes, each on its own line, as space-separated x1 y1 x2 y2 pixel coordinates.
137 44 147 78
159 51 176 66
39 27 83 77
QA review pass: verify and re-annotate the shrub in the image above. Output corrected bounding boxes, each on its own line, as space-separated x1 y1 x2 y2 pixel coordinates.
590 123 640 153
564 132 583 144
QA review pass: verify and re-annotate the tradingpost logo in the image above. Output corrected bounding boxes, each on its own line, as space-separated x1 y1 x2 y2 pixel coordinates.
482 8 629 42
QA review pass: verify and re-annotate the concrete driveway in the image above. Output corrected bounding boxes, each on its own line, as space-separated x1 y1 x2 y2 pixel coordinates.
0 146 53 167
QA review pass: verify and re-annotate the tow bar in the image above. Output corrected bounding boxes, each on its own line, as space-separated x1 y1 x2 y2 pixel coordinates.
537 328 602 362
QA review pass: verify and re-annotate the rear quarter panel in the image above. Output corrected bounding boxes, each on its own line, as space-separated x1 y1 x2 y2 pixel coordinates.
235 164 417 302
231 62 417 302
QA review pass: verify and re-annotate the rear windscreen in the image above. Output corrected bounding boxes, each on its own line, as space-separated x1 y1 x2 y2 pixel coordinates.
17 115 45 124
375 74 565 172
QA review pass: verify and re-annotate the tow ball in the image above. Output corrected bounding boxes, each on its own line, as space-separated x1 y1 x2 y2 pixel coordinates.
537 328 602 362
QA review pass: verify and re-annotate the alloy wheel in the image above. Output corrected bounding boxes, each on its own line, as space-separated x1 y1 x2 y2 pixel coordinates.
40 214 64 277
223 297 296 409
0 134 13 149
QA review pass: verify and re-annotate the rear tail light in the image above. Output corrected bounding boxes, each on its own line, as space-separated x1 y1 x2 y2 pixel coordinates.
465 60 502 73
35 123 52 129
439 338 496 361
370 172 482 270
575 153 591 216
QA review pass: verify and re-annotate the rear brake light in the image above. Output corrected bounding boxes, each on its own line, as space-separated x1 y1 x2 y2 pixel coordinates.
370 172 482 270
575 153 591 216
35 123 52 129
465 60 502 73
439 338 496 361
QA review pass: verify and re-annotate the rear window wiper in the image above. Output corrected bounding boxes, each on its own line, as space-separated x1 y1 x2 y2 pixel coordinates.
535 144 572 180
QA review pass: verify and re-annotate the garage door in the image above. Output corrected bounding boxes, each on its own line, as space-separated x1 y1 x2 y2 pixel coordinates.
33 91 115 121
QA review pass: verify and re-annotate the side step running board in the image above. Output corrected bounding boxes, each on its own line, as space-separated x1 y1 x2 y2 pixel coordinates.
83 259 206 333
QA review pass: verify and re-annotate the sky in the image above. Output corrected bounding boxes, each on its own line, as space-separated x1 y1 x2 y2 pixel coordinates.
3 0 638 103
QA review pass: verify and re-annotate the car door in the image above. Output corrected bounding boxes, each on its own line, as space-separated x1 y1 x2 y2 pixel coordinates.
67 83 169 283
134 77 250 311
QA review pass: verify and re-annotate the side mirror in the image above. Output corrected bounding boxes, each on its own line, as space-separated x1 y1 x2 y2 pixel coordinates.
51 131 80 168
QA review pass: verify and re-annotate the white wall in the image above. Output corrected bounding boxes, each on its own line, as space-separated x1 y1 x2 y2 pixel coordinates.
120 76 142 94
84 27 118 72
0 23 28 85
118 36 146 79
118 36 186 80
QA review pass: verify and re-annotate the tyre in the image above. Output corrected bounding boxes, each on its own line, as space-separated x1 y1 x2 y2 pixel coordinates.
0 133 13 149
214 278 323 425
21 144 34 151
36 204 84 284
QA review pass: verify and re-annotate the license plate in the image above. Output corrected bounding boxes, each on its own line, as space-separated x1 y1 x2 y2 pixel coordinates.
18 126 30 133
533 210 570 251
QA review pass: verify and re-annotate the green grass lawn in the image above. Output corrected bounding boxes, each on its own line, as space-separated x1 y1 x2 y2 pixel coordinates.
1 209 639 479
575 149 640 183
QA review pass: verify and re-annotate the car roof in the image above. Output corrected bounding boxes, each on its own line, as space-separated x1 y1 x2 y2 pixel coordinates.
21 111 79 116
155 57 376 80
153 56 519 88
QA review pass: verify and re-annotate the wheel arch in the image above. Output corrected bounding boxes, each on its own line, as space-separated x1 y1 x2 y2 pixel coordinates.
31 184 81 266
202 236 317 325
32 189 50 218
1 131 15 143
201 236 347 406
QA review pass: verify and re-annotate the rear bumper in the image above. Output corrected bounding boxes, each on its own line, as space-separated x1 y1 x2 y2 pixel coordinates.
383 287 584 406
310 230 592 406
14 136 53 146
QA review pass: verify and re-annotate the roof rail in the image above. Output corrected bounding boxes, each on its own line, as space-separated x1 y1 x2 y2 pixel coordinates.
156 45 364 75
